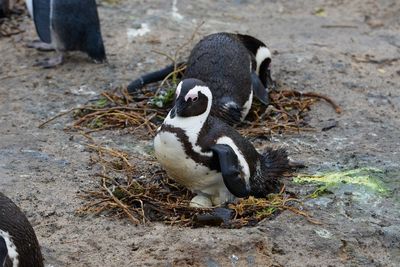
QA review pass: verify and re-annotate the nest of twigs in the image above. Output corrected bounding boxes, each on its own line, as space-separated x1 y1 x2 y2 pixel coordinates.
76 143 320 228
41 77 341 139
41 72 339 227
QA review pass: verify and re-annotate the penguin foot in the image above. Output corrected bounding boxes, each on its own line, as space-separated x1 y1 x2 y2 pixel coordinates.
26 40 55 51
34 55 64 68
194 207 234 226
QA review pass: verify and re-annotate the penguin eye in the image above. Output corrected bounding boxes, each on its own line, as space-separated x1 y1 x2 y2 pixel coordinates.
192 96 198 102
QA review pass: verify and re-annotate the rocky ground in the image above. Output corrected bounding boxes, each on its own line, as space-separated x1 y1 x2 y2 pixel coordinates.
0 0 399 266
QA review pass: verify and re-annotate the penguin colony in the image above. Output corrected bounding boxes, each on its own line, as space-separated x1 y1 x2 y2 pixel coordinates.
0 1 301 265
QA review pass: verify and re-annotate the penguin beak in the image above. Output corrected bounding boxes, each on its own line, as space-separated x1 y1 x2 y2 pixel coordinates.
265 69 276 90
175 97 188 116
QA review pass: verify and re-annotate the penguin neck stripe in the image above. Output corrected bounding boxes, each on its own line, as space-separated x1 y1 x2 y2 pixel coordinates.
255 46 271 75
183 86 211 102
165 85 212 157
0 230 19 267
175 82 182 97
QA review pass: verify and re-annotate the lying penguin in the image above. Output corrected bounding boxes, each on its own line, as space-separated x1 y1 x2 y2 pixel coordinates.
0 192 44 267
128 32 274 124
0 0 14 17
27 0 106 67
154 79 294 207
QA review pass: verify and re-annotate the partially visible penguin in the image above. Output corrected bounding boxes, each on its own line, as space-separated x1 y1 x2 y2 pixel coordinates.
154 79 297 207
26 0 106 67
0 192 44 267
25 0 32 17
0 0 14 17
128 32 274 124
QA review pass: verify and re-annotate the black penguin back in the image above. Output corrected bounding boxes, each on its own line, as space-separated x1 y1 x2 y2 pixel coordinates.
0 193 44 267
52 0 106 61
183 33 252 117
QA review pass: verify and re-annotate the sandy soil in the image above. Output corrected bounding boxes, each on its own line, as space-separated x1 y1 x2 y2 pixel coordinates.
1 0 399 266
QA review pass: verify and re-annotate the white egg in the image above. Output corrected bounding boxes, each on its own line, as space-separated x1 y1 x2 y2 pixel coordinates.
189 195 213 208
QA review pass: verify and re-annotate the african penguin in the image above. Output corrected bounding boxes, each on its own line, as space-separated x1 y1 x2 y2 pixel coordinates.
0 192 44 267
128 32 274 125
27 0 106 67
24 0 32 17
154 78 295 207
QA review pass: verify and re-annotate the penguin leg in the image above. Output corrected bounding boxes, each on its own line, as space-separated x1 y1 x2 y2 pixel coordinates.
210 144 250 198
34 53 64 68
251 72 270 105
26 40 55 51
127 62 185 94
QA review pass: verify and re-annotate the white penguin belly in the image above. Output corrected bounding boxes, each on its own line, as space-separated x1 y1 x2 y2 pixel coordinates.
154 131 221 191
154 131 236 205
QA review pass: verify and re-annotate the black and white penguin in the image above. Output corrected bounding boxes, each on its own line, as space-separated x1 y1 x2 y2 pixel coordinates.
0 0 14 17
154 79 294 207
128 32 274 124
0 192 44 267
26 0 106 67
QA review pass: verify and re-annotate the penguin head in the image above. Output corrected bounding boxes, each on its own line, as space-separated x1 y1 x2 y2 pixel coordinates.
171 78 212 118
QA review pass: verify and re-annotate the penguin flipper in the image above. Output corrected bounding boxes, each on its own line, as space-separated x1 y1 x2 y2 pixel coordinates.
33 0 51 43
251 72 269 105
0 236 7 266
210 144 250 198
127 62 185 94
213 101 242 125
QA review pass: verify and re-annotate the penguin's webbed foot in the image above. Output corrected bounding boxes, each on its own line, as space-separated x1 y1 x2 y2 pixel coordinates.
34 55 64 68
26 40 55 51
194 207 234 227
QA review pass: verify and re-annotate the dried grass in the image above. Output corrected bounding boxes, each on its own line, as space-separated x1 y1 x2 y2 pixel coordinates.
76 142 321 228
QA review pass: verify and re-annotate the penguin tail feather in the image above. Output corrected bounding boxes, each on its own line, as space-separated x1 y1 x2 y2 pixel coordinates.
261 147 293 177
251 147 299 197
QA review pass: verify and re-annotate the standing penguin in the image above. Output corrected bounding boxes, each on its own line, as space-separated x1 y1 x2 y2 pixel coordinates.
0 192 44 267
128 32 274 124
154 79 295 207
27 0 106 67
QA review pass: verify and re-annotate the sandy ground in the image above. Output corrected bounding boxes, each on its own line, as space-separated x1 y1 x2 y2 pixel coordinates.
1 0 400 266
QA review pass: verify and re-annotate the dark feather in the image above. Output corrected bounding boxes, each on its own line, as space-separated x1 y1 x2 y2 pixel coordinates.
0 193 44 267
51 0 106 60
33 0 51 43
250 148 293 197
0 236 7 266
